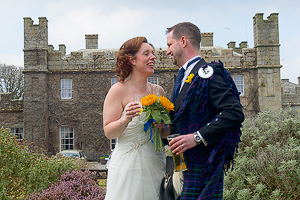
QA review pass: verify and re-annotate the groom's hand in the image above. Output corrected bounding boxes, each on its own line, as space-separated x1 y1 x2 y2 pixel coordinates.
169 134 197 155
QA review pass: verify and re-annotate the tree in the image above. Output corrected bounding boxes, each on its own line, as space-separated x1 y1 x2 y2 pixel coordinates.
0 63 24 99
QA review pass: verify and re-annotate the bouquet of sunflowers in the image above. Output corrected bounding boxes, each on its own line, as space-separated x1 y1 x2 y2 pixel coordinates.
141 94 174 152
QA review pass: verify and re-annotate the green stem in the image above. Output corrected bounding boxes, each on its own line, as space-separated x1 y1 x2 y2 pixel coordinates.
153 126 163 152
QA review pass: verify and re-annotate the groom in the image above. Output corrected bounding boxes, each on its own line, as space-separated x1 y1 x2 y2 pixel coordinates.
167 22 244 199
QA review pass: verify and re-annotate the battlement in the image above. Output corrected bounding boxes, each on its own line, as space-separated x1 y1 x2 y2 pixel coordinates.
24 17 48 71
24 17 48 50
23 14 280 73
227 41 248 54
47 43 258 71
23 17 47 27
254 13 279 22
48 44 66 57
253 13 279 47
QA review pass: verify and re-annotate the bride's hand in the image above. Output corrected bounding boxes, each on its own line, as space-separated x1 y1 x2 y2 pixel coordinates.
153 122 170 138
153 121 165 129
123 102 141 120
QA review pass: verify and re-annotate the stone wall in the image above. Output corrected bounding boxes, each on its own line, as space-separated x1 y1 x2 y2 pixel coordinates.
281 79 300 109
22 72 49 153
0 93 23 129
282 87 300 109
47 71 110 155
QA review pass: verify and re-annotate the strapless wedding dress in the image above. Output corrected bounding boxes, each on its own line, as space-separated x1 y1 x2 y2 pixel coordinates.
105 103 166 200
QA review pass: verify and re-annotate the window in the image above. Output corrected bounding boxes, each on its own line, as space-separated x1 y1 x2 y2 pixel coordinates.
233 75 244 95
10 128 23 141
111 78 118 86
147 76 158 85
60 126 74 151
61 79 72 99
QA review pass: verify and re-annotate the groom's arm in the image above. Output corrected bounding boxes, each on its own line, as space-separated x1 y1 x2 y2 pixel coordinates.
199 66 244 146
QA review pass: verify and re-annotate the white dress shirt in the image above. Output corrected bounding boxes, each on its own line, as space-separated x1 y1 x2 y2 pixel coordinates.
179 55 201 92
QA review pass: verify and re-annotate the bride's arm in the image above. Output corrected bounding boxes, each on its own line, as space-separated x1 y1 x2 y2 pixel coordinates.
103 84 126 139
103 84 139 140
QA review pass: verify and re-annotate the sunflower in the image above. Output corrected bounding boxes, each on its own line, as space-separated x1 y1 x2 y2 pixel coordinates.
140 94 173 152
159 96 174 111
141 94 158 106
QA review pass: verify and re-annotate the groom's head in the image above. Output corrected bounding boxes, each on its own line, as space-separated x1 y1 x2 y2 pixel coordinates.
166 22 201 51
166 22 201 67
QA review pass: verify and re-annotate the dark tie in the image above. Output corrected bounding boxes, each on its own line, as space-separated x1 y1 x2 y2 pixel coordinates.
170 67 185 103
170 57 201 103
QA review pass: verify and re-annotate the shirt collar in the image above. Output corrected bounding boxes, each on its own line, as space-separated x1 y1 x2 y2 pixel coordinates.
181 55 201 70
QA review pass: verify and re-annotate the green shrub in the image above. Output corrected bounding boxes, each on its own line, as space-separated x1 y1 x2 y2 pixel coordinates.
224 108 300 200
0 127 77 199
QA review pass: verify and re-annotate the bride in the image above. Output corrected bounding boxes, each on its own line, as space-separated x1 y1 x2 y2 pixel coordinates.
103 37 169 200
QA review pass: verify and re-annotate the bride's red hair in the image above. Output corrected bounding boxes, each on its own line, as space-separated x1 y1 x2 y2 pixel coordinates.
115 37 148 82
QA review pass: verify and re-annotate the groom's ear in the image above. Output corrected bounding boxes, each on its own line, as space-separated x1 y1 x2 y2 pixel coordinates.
180 36 187 48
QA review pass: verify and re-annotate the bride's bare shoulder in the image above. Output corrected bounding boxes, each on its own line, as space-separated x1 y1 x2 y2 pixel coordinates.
109 82 127 94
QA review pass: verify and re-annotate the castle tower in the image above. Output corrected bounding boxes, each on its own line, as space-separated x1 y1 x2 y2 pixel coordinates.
23 17 49 153
253 13 282 111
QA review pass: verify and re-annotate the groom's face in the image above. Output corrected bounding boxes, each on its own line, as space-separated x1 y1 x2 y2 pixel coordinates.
166 31 182 67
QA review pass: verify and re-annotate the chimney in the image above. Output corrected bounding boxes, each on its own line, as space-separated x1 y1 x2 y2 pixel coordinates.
201 32 213 47
298 76 300 85
59 44 66 57
239 41 248 48
227 41 236 49
85 34 98 49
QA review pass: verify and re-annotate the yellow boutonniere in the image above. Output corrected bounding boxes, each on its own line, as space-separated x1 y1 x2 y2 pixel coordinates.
185 73 194 83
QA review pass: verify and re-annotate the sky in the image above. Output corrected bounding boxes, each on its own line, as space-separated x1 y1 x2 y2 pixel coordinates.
1 0 300 83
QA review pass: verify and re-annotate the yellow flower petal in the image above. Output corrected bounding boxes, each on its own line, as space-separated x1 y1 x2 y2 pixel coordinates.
141 94 158 106
159 96 174 111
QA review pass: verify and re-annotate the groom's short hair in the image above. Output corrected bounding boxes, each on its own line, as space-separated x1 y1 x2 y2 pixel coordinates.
166 22 201 50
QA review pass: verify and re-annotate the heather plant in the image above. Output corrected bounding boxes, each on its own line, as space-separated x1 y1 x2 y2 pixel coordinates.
224 108 300 200
0 127 77 199
27 170 105 200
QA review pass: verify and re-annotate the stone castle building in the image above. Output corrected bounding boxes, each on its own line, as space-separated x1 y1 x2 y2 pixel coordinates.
1 13 299 157
281 78 300 109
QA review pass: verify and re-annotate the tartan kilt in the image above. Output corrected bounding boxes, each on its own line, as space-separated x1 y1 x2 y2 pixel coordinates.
179 164 224 200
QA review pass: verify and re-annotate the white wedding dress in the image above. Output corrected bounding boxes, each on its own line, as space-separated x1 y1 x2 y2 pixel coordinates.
105 103 166 200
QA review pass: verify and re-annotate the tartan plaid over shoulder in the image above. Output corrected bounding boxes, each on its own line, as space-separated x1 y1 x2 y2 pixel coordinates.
173 60 242 180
